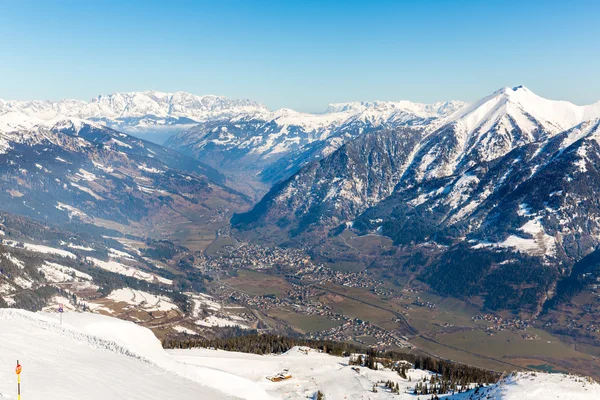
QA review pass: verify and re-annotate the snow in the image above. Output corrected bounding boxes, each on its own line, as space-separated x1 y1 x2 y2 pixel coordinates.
0 310 597 399
67 243 94 251
173 325 198 335
445 86 600 136
111 138 133 148
70 182 104 200
190 293 250 328
13 276 33 289
453 371 600 400
195 315 248 328
86 257 172 285
138 164 164 174
76 168 98 181
171 347 469 399
92 159 114 173
40 261 93 283
108 248 135 259
4 240 76 259
0 91 269 134
2 252 25 268
56 202 89 220
498 217 556 256
106 288 178 312
0 309 263 399
190 293 222 313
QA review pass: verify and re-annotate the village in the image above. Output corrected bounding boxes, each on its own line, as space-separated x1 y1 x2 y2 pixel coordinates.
472 314 533 334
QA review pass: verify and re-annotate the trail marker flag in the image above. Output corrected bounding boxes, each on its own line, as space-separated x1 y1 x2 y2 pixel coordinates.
16 360 22 400
58 304 64 313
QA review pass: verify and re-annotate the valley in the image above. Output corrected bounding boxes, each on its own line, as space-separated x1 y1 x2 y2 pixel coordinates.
201 250 600 379
3 85 600 394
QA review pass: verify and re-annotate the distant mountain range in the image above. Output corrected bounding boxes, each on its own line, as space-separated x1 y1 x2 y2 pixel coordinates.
1 91 468 196
0 91 267 143
166 99 466 194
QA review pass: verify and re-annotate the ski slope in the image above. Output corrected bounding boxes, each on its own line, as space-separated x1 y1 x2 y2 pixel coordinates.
0 309 598 399
0 309 269 400
171 346 440 399
452 371 600 400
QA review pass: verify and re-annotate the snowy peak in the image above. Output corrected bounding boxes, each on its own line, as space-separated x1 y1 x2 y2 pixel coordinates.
447 85 600 135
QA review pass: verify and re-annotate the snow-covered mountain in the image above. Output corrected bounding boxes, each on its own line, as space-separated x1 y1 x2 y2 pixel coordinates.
165 99 465 192
233 87 600 313
235 86 600 238
406 85 600 183
0 91 268 143
454 371 600 400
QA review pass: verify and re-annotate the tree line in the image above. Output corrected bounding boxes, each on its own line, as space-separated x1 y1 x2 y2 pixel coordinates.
163 333 501 387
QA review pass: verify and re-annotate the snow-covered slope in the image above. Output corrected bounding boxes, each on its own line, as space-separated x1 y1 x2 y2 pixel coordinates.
1 309 598 399
171 348 600 400
454 371 600 400
0 309 269 400
407 85 600 182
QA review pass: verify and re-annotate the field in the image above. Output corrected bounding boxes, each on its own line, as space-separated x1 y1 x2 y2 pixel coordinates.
316 287 397 324
223 269 292 298
391 288 600 378
268 308 343 334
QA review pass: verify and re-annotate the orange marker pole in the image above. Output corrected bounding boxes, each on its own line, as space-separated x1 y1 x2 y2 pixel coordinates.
16 360 22 400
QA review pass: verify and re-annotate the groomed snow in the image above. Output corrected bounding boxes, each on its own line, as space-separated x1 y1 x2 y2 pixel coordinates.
0 309 271 400
452 371 600 400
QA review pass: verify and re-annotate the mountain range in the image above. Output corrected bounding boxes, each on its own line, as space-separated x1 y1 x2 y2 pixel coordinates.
166 99 466 195
5 86 600 317
0 91 267 143
232 86 600 314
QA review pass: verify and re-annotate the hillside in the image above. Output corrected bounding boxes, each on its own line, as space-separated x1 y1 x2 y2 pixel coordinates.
0 114 251 249
0 309 263 399
3 309 597 399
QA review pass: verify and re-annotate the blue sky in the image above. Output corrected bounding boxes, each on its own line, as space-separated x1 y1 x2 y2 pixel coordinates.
0 0 598 112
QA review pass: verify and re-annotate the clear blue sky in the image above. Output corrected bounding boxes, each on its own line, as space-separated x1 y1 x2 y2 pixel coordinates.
0 0 598 112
